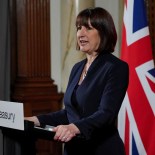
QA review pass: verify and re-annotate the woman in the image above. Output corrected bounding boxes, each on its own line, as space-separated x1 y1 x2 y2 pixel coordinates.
26 7 129 155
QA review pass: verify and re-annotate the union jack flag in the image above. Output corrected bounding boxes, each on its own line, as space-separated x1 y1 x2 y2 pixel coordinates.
118 0 155 155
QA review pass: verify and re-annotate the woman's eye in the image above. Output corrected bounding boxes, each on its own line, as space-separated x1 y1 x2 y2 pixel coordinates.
77 26 81 31
87 26 93 30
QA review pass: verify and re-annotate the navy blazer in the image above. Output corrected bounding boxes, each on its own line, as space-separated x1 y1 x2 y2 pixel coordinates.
38 53 129 155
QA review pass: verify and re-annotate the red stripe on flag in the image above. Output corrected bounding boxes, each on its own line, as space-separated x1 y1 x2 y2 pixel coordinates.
125 110 130 155
146 77 155 93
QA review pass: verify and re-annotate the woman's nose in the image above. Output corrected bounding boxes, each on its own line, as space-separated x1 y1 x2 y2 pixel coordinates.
78 26 86 36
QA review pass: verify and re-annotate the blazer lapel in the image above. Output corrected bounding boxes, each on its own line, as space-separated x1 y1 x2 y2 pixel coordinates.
67 60 86 102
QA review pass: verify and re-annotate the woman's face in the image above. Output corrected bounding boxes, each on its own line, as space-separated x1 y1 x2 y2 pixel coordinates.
77 21 100 54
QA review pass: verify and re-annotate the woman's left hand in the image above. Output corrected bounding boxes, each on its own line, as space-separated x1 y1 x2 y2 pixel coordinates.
53 123 80 142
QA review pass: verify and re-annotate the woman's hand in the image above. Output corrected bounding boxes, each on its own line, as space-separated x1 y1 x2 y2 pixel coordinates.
24 116 40 126
53 123 80 142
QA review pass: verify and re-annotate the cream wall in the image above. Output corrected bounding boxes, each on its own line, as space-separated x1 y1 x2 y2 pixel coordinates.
50 0 123 92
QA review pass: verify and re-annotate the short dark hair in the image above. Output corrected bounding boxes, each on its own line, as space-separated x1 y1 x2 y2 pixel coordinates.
76 7 117 53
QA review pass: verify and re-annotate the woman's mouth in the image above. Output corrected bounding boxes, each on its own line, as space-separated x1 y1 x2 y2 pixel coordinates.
80 40 88 46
